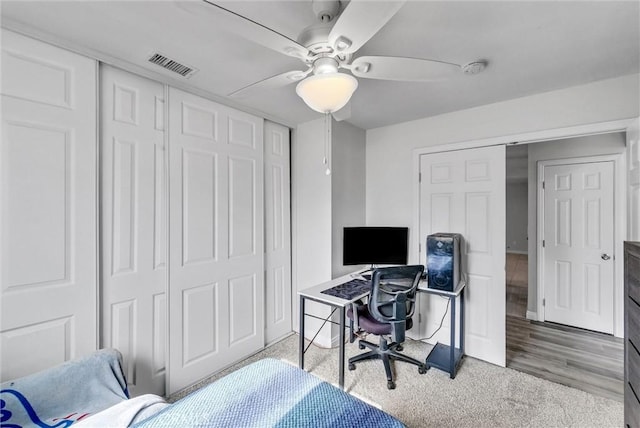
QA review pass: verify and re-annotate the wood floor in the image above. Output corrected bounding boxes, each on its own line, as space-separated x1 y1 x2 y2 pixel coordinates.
505 253 624 402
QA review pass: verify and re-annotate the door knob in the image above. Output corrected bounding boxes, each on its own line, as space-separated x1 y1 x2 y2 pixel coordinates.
601 253 611 260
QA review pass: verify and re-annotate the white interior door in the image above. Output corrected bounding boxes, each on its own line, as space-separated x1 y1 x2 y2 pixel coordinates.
100 65 167 396
264 121 292 344
0 29 97 380
542 161 615 333
419 145 506 367
168 88 264 394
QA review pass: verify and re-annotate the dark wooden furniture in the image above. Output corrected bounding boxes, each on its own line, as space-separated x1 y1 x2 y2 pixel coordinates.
625 241 640 426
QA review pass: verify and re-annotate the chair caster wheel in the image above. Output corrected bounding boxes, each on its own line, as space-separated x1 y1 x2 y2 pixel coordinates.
348 363 356 371
396 345 403 352
387 381 396 390
418 366 427 374
358 343 365 350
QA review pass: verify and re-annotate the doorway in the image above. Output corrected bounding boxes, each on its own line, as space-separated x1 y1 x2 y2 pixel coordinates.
505 134 625 401
506 144 529 319
413 118 636 390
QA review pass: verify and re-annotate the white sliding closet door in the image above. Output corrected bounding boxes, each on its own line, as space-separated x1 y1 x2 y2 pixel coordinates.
0 29 97 380
419 145 506 366
100 65 167 396
264 121 292 344
168 88 264 394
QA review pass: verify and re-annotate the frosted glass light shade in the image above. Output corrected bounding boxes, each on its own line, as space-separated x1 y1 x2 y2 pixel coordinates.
295 73 358 113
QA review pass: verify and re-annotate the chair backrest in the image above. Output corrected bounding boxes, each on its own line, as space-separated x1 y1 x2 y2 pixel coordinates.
368 265 424 343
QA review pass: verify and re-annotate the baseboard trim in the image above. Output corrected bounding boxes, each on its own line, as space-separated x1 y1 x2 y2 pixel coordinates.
526 310 538 321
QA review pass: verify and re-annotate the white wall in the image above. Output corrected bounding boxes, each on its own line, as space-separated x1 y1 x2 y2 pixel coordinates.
292 117 367 287
292 119 333 291
526 132 626 318
366 74 638 347
292 117 366 346
331 120 366 278
295 74 638 347
366 74 640 247
292 118 333 342
506 182 528 254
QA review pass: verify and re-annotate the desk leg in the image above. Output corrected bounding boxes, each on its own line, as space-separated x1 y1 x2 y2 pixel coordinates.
450 295 456 379
299 295 305 370
339 306 345 389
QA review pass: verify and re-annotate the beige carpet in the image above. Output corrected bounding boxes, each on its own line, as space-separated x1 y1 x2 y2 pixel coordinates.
170 334 623 427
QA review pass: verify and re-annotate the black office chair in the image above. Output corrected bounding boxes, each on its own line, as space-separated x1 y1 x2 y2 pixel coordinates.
347 265 426 389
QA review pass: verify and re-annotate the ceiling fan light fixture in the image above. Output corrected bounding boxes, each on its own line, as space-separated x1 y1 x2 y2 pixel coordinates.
313 57 339 74
296 72 358 113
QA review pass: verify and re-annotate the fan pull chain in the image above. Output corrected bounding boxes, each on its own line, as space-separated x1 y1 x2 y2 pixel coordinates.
324 112 332 175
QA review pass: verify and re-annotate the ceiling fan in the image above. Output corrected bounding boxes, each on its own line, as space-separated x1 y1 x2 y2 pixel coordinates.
180 0 486 115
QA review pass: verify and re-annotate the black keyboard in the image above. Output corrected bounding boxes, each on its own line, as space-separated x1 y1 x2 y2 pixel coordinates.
344 278 370 287
321 278 371 299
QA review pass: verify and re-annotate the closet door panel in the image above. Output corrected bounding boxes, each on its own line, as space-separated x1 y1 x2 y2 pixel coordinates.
228 114 257 149
264 121 292 344
153 143 167 270
4 122 69 285
0 29 97 381
111 138 136 275
182 149 217 264
182 282 218 364
101 65 166 396
169 88 263 394
228 156 257 258
229 274 259 344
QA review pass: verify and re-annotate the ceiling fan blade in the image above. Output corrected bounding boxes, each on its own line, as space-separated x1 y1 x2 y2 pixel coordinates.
328 0 405 55
176 1 310 60
229 69 310 98
350 56 461 81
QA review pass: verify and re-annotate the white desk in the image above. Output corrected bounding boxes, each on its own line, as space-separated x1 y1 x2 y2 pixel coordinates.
298 272 466 387
298 272 369 389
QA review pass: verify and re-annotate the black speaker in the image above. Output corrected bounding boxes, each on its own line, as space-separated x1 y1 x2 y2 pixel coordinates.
426 233 462 292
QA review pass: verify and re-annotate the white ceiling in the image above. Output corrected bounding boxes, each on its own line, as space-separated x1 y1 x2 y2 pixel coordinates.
2 1 638 130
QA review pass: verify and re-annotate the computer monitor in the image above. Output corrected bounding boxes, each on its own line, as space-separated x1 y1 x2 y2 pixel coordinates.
343 227 409 266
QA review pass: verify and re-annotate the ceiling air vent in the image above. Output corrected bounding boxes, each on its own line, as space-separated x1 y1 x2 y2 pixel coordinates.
147 52 197 78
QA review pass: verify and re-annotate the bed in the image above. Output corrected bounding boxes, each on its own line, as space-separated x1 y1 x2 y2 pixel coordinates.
1 351 404 427
134 358 403 427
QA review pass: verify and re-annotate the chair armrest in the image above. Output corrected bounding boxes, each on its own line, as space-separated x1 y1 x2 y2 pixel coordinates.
348 299 367 341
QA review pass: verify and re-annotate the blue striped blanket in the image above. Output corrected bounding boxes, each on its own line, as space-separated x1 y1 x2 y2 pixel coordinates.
133 358 405 428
